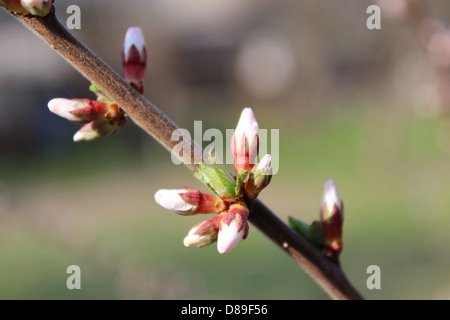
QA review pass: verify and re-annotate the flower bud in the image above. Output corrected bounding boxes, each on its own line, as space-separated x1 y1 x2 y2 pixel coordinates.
183 215 222 248
320 179 344 259
245 154 272 199
217 203 249 254
231 108 259 176
73 117 125 142
48 98 123 123
48 98 92 122
48 98 126 141
20 0 52 16
155 188 226 215
121 26 146 94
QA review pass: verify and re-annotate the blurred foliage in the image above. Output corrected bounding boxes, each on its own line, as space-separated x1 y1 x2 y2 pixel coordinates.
1 101 450 299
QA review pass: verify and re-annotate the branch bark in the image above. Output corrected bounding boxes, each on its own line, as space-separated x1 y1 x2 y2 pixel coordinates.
8 7 364 300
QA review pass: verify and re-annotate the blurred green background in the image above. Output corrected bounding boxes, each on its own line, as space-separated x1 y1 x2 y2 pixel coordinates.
1 0 450 299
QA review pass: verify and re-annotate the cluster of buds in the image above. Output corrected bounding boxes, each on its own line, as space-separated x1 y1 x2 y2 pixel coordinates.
0 0 53 16
289 179 344 264
47 27 147 141
48 97 126 141
155 108 273 254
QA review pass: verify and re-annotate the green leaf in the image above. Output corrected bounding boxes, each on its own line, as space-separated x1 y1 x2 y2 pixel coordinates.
235 169 248 197
89 83 111 101
288 216 311 238
288 216 325 249
195 162 236 198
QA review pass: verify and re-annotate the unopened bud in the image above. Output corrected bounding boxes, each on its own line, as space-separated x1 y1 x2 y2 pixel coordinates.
48 98 92 123
155 188 226 215
183 215 222 248
217 203 249 254
48 98 122 123
245 154 272 199
231 108 259 176
121 26 146 94
73 117 125 142
20 0 52 16
320 179 344 259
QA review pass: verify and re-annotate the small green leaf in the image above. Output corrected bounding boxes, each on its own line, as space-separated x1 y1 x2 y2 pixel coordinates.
89 83 110 101
288 216 325 250
235 169 248 197
195 162 236 198
288 216 311 239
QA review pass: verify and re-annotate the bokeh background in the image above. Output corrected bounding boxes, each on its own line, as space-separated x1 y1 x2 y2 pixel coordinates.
1 0 450 299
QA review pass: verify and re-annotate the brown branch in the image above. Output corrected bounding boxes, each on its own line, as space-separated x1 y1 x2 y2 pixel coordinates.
246 198 363 300
9 7 200 171
8 7 364 300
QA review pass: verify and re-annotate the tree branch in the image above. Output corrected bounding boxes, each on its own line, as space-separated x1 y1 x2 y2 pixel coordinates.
8 7 364 300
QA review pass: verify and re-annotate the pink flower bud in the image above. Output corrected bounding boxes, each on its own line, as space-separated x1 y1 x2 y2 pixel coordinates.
178 187 227 214
231 108 259 176
48 98 126 142
20 0 52 16
245 154 272 199
48 98 123 123
48 98 91 122
121 26 146 94
322 179 343 215
73 116 125 142
155 188 226 215
320 179 344 258
0 0 51 15
155 189 194 212
72 121 102 142
217 203 249 254
183 215 222 248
